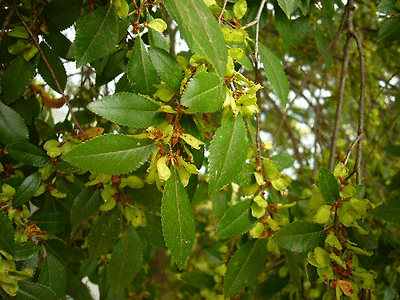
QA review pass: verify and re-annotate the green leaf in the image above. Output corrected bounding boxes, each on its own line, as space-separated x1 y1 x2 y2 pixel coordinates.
181 270 215 289
369 197 400 223
277 0 298 18
0 55 37 104
137 213 166 249
87 207 123 259
259 44 289 108
70 187 103 225
181 72 225 113
38 43 67 91
148 15 169 52
87 93 164 128
270 153 296 172
44 29 72 59
162 166 196 269
318 167 339 204
149 47 183 92
208 115 248 195
63 135 156 175
42 0 82 31
0 209 14 252
215 199 257 238
0 100 29 145
274 4 292 50
12 172 42 206
12 242 41 261
224 239 267 297
377 0 398 14
378 16 400 42
31 212 70 234
38 253 66 298
273 221 326 252
75 4 120 66
127 37 160 94
15 281 59 300
107 225 143 294
163 0 227 80
6 142 50 167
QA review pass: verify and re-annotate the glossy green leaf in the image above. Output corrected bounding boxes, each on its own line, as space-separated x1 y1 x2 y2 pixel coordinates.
12 242 41 261
148 15 169 52
127 37 160 94
63 135 156 175
224 239 267 297
0 55 37 104
181 72 225 113
38 253 66 298
0 102 29 145
42 0 82 31
88 93 164 128
87 207 123 259
208 115 248 195
12 172 42 206
270 153 296 172
378 16 400 42
163 0 227 80
274 4 292 50
273 221 326 252
318 167 339 204
162 166 196 269
107 225 143 293
15 281 59 300
31 212 70 234
38 43 67 91
369 196 400 223
44 29 72 59
277 0 298 18
75 4 120 66
259 44 289 108
149 47 183 92
0 209 14 252
215 199 257 238
6 142 50 167
70 187 103 225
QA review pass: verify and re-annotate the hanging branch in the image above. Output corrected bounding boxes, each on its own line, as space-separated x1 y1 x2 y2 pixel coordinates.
0 6 14 46
13 2 86 137
328 1 355 171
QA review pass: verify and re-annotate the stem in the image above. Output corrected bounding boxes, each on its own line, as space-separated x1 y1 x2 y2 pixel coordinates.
0 7 14 47
13 1 86 137
218 0 229 25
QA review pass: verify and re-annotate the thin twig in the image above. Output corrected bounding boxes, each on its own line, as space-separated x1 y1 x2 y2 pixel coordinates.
352 31 366 185
13 2 86 137
0 7 15 46
218 0 229 25
343 133 364 167
273 6 349 142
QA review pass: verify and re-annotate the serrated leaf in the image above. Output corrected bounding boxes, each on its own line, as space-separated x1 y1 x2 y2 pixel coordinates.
0 101 29 145
87 207 123 259
127 37 160 94
270 153 296 172
12 172 42 206
259 44 289 108
318 167 339 204
181 72 225 112
6 142 50 167
215 199 257 238
0 209 14 252
88 93 164 128
63 135 156 175
273 221 326 252
15 281 59 300
162 166 195 269
38 252 66 298
38 42 67 91
75 4 120 66
224 239 267 297
378 16 400 42
70 187 103 225
149 47 183 92
107 225 143 293
277 0 298 18
12 242 41 261
163 0 227 80
42 0 82 31
369 196 400 223
208 115 248 195
274 3 292 50
31 212 70 234
0 55 37 104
